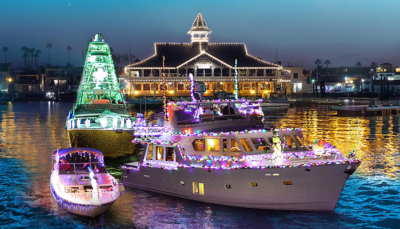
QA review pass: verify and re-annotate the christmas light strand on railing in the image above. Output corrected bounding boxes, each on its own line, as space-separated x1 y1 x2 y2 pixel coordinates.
235 59 238 100
162 55 167 123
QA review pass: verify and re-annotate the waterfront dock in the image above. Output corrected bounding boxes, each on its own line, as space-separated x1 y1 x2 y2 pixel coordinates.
332 104 400 116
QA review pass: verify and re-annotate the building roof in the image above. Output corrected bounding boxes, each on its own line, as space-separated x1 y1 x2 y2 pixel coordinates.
127 42 282 69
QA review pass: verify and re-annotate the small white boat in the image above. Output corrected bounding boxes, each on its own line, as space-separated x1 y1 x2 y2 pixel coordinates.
50 148 120 217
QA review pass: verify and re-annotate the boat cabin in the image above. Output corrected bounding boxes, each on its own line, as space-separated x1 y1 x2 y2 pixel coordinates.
52 148 107 175
176 130 307 157
166 100 264 133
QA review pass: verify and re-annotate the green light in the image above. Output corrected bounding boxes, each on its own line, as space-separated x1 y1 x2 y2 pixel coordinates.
312 79 316 83
75 33 124 105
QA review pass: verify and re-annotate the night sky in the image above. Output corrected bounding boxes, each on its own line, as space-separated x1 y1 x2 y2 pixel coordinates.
1 0 399 69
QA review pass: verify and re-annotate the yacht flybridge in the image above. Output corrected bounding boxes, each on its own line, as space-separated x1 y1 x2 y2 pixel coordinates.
50 148 120 217
122 99 361 211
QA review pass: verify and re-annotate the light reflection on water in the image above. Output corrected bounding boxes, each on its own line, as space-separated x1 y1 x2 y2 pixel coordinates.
0 102 399 228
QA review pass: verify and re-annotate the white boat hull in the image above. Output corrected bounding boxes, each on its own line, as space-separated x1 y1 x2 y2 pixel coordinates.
122 163 358 211
50 181 119 218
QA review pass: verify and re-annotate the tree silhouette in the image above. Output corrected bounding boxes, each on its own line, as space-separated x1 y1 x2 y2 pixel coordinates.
66 46 73 63
21 46 28 68
314 59 322 81
35 49 42 67
324 59 331 77
46 43 53 66
355 61 362 75
370 62 378 68
2 47 8 63
29 48 35 68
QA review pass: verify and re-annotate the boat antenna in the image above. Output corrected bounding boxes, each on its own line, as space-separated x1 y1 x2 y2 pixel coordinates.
234 59 238 100
162 56 166 124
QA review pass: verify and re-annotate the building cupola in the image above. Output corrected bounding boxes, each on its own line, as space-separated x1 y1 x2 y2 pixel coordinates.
188 13 212 43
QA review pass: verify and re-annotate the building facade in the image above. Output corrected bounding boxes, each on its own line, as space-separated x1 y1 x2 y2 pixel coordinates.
124 13 289 98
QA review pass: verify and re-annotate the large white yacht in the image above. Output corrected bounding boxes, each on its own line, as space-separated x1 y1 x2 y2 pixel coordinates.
50 148 120 217
121 100 361 211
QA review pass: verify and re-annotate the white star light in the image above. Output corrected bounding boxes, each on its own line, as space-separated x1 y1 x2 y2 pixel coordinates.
93 68 108 88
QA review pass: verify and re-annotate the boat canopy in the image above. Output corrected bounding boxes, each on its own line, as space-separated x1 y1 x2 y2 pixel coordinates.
52 148 103 158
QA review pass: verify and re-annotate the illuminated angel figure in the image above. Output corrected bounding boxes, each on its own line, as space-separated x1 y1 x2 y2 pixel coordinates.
92 68 108 89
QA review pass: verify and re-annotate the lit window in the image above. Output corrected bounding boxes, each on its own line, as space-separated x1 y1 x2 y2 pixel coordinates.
223 139 228 152
230 139 242 152
206 139 220 152
199 183 204 195
251 138 270 151
284 181 293 185
166 147 174 161
284 135 298 149
239 138 252 152
250 182 258 187
294 135 304 147
156 146 164 161
193 182 198 194
146 144 153 160
192 139 205 151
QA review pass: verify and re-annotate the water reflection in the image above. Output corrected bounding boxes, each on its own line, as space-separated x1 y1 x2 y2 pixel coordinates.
0 102 399 228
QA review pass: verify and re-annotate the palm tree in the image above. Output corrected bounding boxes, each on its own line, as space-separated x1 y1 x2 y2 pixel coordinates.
21 46 28 68
2 47 8 63
29 48 35 68
46 43 53 66
23 53 29 68
35 49 42 67
66 46 73 63
315 59 322 82
34 52 39 67
324 59 331 77
355 61 362 75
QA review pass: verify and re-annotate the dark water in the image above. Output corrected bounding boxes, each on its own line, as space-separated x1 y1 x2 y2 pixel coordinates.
0 102 399 228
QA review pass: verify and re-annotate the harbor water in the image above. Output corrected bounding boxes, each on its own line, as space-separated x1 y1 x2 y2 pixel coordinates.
0 102 399 228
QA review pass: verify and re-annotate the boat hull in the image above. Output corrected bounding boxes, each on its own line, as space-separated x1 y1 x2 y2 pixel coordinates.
50 182 118 218
122 162 359 211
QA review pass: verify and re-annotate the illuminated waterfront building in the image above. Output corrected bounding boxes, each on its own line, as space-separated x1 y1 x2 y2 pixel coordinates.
124 13 291 98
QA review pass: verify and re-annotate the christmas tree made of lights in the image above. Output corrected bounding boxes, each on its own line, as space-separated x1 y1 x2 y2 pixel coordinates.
75 33 124 106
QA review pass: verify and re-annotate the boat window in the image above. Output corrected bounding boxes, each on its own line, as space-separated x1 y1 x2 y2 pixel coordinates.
223 139 228 152
267 137 273 145
166 147 174 161
294 135 304 146
250 182 258 187
192 139 205 151
199 183 204 195
239 138 252 152
156 146 164 161
230 139 242 152
284 135 298 149
251 138 270 151
146 144 153 160
206 139 220 152
193 182 199 194
284 181 293 185
59 160 75 174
